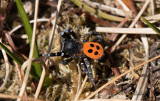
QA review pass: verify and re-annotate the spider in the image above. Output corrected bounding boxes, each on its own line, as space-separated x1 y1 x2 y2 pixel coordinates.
42 29 105 84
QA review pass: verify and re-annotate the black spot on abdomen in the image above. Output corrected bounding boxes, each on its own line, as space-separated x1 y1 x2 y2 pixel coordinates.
96 45 100 50
90 44 94 47
94 51 98 55
88 49 93 53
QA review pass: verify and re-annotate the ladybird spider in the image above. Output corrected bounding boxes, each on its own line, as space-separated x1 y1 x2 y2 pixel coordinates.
42 29 105 84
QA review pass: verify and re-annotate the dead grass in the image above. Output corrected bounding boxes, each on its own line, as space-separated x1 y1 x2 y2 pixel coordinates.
0 0 160 101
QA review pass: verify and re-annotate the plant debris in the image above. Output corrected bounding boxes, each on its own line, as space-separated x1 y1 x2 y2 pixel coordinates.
0 0 160 101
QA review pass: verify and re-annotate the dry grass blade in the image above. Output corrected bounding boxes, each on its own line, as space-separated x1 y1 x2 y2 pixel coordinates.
15 0 41 78
74 76 88 101
0 93 44 101
32 0 62 99
21 60 30 80
0 42 10 91
144 14 160 21
34 66 46 99
9 19 49 35
47 0 62 54
96 27 158 34
117 0 130 11
150 0 155 15
132 35 149 100
132 0 150 99
85 55 160 99
76 63 82 96
111 0 150 53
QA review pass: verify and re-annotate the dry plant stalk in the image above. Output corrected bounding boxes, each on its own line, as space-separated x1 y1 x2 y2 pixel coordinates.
96 27 158 34
110 0 150 55
74 76 88 101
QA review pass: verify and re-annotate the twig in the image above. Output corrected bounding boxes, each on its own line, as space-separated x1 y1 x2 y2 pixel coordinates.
96 27 158 34
150 0 155 15
133 35 149 100
21 60 29 80
75 63 82 96
9 19 50 35
34 65 46 99
110 0 150 52
5 32 17 51
109 16 129 42
117 0 130 11
47 0 62 54
74 76 88 101
144 14 160 21
4 32 24 78
149 65 155 101
131 36 149 101
128 0 149 100
21 58 39 81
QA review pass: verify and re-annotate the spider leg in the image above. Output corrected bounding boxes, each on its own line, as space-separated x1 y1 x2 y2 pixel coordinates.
64 29 78 40
83 32 99 42
82 58 95 84
62 55 76 65
59 29 78 42
80 62 89 75
59 31 72 39
83 32 105 47
42 52 69 57
91 34 103 42
80 62 93 83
